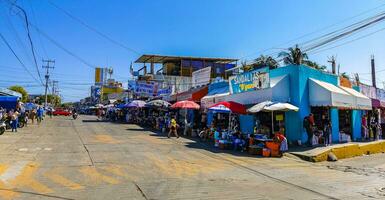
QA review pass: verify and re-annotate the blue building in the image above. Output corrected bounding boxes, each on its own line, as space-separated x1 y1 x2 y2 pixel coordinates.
203 65 372 145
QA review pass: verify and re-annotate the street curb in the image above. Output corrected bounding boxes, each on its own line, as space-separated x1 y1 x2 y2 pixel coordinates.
288 141 385 162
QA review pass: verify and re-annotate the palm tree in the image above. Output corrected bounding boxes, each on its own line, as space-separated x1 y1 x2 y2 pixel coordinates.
241 60 253 72
303 60 327 71
278 44 308 65
252 55 279 69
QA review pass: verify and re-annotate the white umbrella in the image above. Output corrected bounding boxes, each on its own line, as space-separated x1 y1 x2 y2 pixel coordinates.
248 101 299 135
264 103 299 112
247 101 273 113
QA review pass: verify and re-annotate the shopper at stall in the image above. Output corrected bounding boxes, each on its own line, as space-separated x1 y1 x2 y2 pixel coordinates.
303 115 313 147
168 117 179 138
323 120 332 146
362 114 369 141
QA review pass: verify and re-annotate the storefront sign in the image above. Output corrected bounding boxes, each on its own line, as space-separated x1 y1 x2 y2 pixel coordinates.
359 84 377 99
192 67 211 87
276 114 284 121
136 81 158 97
157 87 172 96
229 67 270 94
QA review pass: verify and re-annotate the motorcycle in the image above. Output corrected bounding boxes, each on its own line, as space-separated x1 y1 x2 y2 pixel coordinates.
72 112 78 120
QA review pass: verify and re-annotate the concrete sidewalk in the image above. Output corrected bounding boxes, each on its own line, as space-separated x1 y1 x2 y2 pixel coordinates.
288 140 385 162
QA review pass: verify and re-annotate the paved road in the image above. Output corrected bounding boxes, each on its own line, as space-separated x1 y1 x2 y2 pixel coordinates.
0 115 383 200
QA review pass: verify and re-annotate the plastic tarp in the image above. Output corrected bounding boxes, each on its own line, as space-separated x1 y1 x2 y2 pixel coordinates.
340 86 372 110
0 96 19 110
309 78 355 108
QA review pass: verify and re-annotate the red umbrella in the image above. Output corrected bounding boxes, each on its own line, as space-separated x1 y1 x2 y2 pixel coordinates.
171 100 200 110
209 101 246 114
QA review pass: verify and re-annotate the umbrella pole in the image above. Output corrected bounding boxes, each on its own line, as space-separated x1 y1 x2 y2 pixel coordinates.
271 111 274 137
228 112 231 133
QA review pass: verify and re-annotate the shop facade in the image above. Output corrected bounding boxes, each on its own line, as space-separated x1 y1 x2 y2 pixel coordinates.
219 65 372 144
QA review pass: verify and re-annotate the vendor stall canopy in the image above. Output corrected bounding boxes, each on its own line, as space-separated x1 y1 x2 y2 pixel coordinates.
309 78 371 110
209 101 247 114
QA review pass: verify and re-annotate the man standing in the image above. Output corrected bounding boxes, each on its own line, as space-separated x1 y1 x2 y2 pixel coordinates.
37 106 44 124
303 115 313 147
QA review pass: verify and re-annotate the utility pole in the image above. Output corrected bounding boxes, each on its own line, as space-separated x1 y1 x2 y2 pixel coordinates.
371 55 377 88
327 56 336 74
52 80 58 96
42 59 55 108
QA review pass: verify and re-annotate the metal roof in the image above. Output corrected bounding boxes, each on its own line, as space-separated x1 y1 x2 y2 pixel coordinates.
135 54 238 64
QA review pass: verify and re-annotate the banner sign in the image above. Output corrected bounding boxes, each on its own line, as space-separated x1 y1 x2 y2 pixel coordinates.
157 87 172 96
359 84 377 99
95 68 104 85
192 67 211 87
134 81 159 97
229 67 270 94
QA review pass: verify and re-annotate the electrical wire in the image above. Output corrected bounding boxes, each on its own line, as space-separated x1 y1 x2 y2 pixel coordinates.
0 32 43 86
8 1 44 85
239 2 385 60
47 0 141 55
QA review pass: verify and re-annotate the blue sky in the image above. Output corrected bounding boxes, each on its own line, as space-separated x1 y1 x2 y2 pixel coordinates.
1 0 385 102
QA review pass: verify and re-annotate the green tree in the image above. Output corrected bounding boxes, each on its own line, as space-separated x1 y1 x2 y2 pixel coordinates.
341 72 350 79
37 94 61 106
8 85 28 102
252 55 279 70
278 44 308 65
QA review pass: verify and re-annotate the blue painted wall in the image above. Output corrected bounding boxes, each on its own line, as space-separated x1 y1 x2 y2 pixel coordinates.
270 65 340 143
330 108 340 142
239 115 254 134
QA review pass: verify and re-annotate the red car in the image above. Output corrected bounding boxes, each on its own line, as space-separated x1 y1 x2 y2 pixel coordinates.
53 109 72 116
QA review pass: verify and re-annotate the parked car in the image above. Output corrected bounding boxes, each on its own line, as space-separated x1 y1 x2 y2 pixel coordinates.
53 109 72 116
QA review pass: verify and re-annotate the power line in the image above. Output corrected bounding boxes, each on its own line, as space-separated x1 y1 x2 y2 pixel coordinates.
27 0 48 58
47 0 141 55
309 26 385 55
8 1 44 85
239 2 385 60
0 32 43 86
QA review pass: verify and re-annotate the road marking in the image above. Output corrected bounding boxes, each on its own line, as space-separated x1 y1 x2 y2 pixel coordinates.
0 161 28 184
44 169 84 190
9 162 53 194
80 167 119 184
93 135 121 144
100 165 132 180
0 164 17 200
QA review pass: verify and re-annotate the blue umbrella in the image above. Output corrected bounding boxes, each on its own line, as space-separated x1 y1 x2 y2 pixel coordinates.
24 102 37 110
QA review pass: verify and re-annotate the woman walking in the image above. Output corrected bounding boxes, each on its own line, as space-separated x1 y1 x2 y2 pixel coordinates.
168 117 179 138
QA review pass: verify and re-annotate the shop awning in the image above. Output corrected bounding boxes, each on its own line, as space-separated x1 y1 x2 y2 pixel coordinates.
309 78 355 108
201 85 230 109
340 86 372 110
176 86 208 102
224 75 290 105
201 92 230 109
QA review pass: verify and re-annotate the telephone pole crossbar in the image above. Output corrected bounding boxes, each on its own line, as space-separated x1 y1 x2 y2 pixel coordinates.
42 59 55 108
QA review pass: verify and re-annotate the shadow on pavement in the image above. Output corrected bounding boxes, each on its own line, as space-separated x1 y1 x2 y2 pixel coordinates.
147 131 263 158
82 120 109 123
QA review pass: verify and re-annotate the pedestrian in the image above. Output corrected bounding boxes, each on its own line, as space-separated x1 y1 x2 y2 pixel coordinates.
168 116 179 138
11 110 19 132
303 115 313 147
323 119 331 146
37 106 44 124
30 109 36 124
362 114 369 141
